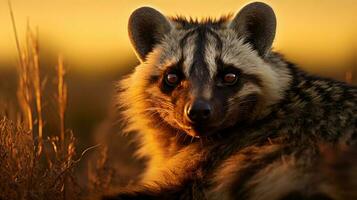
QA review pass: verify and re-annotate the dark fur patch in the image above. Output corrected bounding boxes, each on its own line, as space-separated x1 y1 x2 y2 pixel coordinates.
229 146 290 199
190 26 211 88
148 75 160 84
159 63 184 94
279 192 334 200
103 179 206 200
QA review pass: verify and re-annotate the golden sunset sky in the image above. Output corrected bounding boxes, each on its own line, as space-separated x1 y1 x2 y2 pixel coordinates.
0 0 356 73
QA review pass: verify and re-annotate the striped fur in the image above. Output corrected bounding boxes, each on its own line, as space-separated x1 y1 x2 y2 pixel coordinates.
106 2 357 200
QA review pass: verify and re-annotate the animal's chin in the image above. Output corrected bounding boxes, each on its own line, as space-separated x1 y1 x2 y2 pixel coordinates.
184 128 206 138
179 123 220 138
171 118 223 138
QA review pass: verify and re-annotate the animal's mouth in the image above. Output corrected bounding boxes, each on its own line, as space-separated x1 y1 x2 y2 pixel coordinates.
174 118 218 138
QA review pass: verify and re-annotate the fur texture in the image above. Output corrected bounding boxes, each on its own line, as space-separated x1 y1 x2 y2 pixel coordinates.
105 2 357 200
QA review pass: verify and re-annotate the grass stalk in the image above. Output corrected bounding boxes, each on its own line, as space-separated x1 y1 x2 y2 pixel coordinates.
57 55 67 149
28 27 44 154
9 0 34 132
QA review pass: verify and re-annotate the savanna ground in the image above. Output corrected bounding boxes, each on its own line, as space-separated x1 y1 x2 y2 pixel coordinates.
0 1 356 200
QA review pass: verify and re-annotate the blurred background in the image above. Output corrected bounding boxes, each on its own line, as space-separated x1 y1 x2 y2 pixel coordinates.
0 0 356 188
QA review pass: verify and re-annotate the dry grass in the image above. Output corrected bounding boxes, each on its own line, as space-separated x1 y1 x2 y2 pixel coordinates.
0 2 116 199
0 8 80 197
0 118 81 200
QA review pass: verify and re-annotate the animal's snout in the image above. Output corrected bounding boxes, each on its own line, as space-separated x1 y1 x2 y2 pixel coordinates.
185 99 212 124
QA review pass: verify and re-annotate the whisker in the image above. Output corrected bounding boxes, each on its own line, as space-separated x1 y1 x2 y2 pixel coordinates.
183 134 188 143
190 135 195 144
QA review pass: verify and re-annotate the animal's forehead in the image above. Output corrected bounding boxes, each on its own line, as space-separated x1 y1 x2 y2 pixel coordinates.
156 27 252 74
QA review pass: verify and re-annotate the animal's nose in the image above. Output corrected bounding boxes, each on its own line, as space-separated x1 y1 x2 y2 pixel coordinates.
185 99 212 124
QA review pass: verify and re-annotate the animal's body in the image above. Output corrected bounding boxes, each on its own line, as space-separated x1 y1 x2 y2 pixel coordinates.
105 2 357 200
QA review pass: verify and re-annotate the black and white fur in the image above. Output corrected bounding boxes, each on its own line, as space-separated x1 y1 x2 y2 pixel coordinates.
105 2 357 200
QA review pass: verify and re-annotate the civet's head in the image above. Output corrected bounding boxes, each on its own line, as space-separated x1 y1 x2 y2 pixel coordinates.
122 2 290 138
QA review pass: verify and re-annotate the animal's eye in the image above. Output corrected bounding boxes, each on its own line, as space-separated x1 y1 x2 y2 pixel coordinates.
165 73 180 86
223 73 238 85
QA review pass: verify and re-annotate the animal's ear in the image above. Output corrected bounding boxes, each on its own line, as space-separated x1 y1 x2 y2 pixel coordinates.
230 2 276 57
128 7 171 62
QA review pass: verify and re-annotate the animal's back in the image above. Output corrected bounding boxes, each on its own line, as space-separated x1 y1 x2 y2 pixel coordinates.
210 65 357 200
